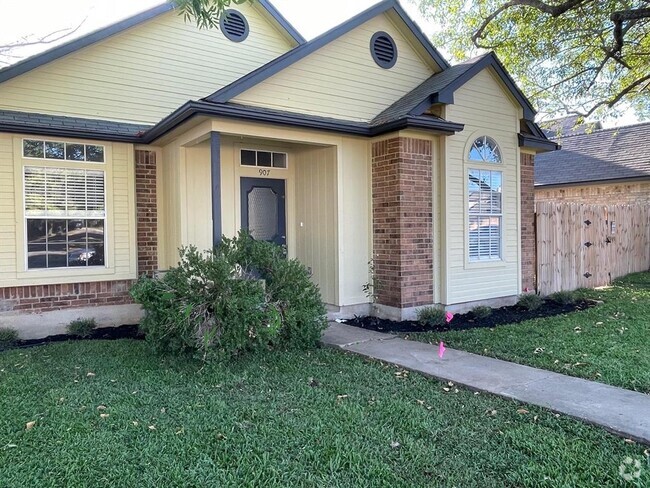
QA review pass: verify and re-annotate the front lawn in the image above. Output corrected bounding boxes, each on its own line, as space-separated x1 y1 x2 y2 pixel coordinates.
1 341 648 487
414 272 650 393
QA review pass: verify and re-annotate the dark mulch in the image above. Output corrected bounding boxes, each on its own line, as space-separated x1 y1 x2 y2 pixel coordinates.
344 299 598 334
7 324 143 350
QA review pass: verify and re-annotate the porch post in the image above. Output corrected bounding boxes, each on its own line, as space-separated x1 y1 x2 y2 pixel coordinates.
210 131 222 247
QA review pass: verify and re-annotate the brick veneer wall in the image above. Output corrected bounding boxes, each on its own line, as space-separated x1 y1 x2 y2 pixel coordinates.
0 149 159 315
135 149 158 276
520 152 536 292
0 280 133 314
372 137 433 309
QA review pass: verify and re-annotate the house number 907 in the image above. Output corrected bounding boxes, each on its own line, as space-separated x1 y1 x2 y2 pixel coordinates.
259 169 271 176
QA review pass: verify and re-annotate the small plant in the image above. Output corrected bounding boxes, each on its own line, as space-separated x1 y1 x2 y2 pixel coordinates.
517 293 544 311
548 290 576 305
416 307 447 327
471 305 493 319
0 327 19 350
362 259 382 303
67 318 97 338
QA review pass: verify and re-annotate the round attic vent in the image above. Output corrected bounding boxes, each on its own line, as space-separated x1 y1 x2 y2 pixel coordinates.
370 32 398 69
220 9 249 42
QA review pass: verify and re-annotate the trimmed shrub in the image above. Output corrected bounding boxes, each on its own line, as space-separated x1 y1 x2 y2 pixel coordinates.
517 293 544 311
67 318 97 338
416 307 447 327
471 305 493 319
548 290 576 305
0 327 19 351
131 233 327 360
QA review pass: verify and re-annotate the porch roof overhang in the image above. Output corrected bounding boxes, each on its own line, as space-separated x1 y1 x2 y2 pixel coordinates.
141 101 465 144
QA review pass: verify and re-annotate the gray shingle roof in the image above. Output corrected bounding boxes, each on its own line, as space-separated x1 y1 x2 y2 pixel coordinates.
535 122 650 186
371 54 484 126
0 110 151 142
540 115 603 138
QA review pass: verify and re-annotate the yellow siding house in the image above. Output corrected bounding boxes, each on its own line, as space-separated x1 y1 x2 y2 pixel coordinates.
0 0 556 337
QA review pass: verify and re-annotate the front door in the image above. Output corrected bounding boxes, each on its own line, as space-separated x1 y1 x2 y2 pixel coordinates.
240 177 286 246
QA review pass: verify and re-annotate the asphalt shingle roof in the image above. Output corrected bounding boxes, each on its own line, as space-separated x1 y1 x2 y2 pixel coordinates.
535 122 650 186
0 110 151 141
371 54 484 126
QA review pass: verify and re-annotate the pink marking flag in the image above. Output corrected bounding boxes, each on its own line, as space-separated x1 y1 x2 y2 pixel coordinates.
438 341 446 359
445 311 454 323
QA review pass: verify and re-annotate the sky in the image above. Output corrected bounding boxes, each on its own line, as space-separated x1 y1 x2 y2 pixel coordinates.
0 0 639 127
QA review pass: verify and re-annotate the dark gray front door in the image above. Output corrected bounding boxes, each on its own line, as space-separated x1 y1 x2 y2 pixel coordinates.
240 177 286 246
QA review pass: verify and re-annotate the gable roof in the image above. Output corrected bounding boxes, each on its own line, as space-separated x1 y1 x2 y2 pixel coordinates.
373 52 537 125
535 122 650 186
204 0 449 104
0 1 305 85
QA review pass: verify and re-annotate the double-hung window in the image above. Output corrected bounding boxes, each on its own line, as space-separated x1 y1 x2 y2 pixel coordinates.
468 136 502 261
23 139 106 270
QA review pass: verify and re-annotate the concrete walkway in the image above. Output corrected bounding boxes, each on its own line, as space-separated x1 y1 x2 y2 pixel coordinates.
322 323 650 444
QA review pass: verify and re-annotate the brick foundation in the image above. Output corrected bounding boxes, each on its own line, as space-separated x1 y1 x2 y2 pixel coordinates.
521 152 536 292
372 137 433 309
0 280 133 314
135 149 158 276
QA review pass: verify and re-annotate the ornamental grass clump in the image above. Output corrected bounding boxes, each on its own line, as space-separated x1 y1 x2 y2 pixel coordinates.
131 232 327 360
416 307 447 327
67 318 97 338
471 305 493 320
548 290 577 305
517 293 544 311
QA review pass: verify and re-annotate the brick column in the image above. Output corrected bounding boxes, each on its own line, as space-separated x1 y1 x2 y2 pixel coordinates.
520 152 536 291
135 150 158 276
372 137 433 309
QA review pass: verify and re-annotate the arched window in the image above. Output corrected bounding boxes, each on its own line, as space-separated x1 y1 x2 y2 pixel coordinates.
468 136 501 163
467 136 502 261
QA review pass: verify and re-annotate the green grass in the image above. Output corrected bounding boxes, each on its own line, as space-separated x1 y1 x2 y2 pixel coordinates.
415 272 650 393
1 341 648 487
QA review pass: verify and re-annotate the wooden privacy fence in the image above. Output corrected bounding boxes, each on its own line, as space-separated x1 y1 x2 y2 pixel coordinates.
536 202 650 295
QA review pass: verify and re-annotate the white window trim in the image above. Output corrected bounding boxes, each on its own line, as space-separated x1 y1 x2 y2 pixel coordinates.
22 166 108 271
467 168 503 263
240 148 289 170
464 133 508 269
22 137 106 164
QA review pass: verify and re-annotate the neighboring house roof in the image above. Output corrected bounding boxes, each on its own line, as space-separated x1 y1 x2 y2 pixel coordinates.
535 122 650 186
0 109 150 142
372 52 537 124
540 115 603 138
0 1 305 85
204 0 450 104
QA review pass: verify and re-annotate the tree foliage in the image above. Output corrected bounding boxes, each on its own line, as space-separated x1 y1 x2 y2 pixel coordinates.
0 22 85 68
173 0 251 29
416 0 649 118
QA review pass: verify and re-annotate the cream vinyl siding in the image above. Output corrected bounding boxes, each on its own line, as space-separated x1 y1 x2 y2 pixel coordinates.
337 138 371 305
232 14 435 122
159 141 185 269
0 135 16 276
295 146 338 305
0 134 137 287
159 120 380 307
443 68 522 304
0 4 292 124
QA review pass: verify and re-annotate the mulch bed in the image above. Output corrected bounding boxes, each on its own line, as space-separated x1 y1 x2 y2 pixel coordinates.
344 299 598 334
6 324 144 350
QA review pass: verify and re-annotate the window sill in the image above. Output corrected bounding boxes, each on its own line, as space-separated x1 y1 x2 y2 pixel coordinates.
464 259 508 270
